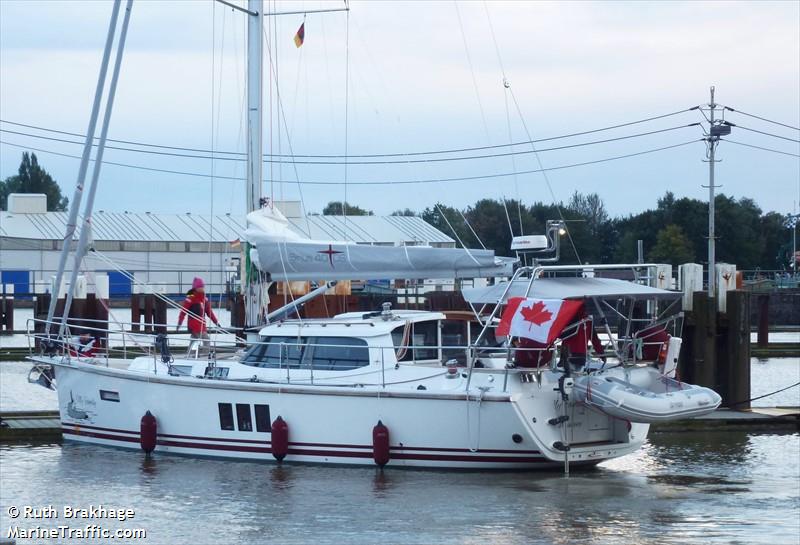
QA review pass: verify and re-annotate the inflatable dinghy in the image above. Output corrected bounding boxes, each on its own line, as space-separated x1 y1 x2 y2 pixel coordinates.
573 369 721 423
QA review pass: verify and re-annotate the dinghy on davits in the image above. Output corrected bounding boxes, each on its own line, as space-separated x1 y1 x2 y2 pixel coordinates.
573 368 722 423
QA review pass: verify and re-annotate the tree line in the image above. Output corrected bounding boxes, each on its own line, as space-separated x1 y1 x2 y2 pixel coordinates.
0 152 68 211
2 152 794 270
324 192 797 270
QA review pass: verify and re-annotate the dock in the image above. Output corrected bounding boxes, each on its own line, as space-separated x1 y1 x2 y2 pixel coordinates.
0 410 61 441
1 408 797 443
650 406 800 432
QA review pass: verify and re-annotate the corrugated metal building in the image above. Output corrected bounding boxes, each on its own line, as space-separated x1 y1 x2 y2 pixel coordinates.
0 195 454 296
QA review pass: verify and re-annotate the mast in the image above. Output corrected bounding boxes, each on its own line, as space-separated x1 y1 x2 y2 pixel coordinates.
59 0 134 336
235 0 347 330
45 0 122 334
246 0 264 214
243 0 264 329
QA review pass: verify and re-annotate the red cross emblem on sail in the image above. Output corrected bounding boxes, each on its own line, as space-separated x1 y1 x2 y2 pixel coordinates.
318 244 343 268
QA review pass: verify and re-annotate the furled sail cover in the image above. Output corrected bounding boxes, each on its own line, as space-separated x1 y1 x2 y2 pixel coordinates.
242 207 516 280
244 233 516 281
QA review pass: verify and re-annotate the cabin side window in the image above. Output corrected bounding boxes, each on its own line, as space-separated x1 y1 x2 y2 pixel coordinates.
218 403 234 431
470 322 501 348
303 337 370 370
236 404 253 431
441 321 468 365
241 336 306 368
254 404 271 432
392 321 439 362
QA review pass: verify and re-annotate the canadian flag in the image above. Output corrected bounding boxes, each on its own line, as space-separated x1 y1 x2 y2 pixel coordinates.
497 297 584 345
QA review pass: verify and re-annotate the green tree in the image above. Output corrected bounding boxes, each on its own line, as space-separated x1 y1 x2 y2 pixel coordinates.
0 152 68 211
390 208 417 217
563 192 614 264
321 201 372 216
649 224 695 265
421 203 471 247
464 198 518 255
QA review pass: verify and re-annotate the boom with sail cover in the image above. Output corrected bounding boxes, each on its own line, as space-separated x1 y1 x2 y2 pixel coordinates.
242 209 516 281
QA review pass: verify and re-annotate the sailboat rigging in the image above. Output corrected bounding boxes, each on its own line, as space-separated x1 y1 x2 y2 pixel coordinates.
27 0 721 472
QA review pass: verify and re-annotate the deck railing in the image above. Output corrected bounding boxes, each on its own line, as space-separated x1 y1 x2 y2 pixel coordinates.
26 315 674 392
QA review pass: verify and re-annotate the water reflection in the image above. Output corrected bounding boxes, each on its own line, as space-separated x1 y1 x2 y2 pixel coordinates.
1 433 798 545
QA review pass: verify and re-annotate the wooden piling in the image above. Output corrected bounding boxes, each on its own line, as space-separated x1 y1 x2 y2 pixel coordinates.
71 294 87 335
154 297 167 334
757 294 769 349
0 287 13 335
144 294 155 333
131 293 141 332
33 293 50 350
90 293 109 348
231 293 245 329
690 292 718 391
722 290 751 409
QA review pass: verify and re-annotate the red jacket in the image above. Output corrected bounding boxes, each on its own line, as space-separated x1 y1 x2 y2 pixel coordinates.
178 292 218 334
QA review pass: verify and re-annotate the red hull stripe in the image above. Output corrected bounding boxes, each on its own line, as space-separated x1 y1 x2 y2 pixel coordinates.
62 427 546 463
62 422 542 455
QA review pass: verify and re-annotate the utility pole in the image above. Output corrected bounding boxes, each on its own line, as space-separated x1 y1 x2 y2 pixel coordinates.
702 86 731 296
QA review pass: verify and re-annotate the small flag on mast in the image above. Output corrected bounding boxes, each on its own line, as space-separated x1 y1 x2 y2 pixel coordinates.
293 21 305 48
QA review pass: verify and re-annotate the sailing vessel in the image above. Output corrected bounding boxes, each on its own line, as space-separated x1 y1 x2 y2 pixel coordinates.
27 0 720 470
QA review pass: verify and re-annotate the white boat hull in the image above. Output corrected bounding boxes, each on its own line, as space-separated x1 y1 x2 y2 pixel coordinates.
40 357 648 469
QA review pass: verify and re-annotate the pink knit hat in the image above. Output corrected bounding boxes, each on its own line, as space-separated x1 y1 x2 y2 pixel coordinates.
192 277 205 290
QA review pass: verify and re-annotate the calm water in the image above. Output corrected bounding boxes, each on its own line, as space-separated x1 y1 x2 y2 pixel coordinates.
1 359 799 544
0 434 798 544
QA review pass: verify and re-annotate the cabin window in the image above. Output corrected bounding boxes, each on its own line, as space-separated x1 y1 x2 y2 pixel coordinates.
412 321 439 360
470 322 501 348
392 321 438 362
441 321 468 365
205 367 229 379
236 404 253 431
241 336 306 368
218 403 234 431
304 337 370 370
168 365 193 376
99 390 120 402
254 404 271 432
392 325 412 362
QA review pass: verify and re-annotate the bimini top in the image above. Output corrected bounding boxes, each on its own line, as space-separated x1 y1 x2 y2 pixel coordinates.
462 277 680 304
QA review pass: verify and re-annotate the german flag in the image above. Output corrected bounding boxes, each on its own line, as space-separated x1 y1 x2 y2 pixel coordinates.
293 22 305 48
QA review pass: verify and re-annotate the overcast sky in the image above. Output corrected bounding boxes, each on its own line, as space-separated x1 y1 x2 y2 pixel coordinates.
1 0 798 219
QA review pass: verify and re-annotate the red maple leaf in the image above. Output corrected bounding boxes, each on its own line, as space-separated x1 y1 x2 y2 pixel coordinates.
520 301 553 329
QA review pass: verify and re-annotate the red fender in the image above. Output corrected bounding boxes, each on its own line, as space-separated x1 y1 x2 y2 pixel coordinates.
271 416 289 462
140 411 157 454
372 420 390 467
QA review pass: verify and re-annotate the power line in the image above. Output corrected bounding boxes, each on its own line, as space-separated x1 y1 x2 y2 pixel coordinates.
723 122 800 144
722 139 800 158
0 124 700 166
0 137 701 186
724 106 800 132
0 107 696 159
506 83 582 264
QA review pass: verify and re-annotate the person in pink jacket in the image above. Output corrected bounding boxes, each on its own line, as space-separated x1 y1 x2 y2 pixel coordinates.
177 277 219 353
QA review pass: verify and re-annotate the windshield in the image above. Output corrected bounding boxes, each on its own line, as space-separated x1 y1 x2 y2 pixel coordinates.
241 336 370 370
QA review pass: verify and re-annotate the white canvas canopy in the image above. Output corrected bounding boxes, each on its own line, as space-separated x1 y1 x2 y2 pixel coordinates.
462 277 680 304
